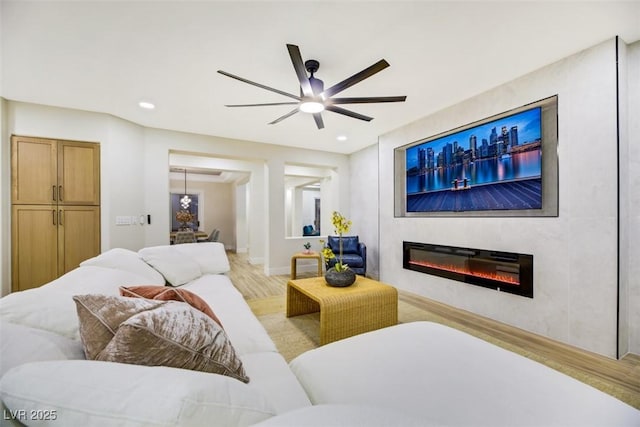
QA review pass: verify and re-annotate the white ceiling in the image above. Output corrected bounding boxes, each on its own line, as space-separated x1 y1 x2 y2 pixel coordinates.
2 1 639 154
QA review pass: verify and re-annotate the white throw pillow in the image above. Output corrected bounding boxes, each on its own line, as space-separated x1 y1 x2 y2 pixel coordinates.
81 248 165 284
139 246 202 286
0 360 275 427
172 242 231 274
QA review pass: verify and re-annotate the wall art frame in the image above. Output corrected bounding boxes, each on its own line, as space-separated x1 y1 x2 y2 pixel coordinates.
394 95 558 217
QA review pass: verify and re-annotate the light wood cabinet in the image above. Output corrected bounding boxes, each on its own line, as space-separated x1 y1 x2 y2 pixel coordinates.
58 206 101 275
58 141 100 205
12 136 100 205
11 205 59 291
11 136 101 292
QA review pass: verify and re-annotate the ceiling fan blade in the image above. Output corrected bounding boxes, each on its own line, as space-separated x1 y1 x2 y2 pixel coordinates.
322 59 390 98
225 102 299 107
313 113 324 129
329 96 406 105
286 44 313 97
218 70 300 101
325 105 373 122
269 108 299 125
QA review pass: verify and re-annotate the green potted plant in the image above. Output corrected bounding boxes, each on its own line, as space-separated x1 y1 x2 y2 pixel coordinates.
303 242 312 254
322 211 356 287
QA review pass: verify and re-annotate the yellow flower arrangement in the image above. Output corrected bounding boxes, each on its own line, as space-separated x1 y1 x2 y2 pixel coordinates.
332 211 352 235
324 211 352 272
321 246 335 263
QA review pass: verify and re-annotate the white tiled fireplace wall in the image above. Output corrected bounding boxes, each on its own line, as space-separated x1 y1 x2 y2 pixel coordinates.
350 37 639 359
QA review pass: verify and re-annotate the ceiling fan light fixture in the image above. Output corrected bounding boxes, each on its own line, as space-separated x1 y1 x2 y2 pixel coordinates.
138 101 155 110
218 44 406 129
299 100 325 113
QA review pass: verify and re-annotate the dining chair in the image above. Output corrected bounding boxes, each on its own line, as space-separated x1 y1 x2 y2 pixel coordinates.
198 229 220 243
174 230 196 244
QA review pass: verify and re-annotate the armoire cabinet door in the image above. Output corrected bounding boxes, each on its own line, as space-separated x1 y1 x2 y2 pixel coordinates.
58 206 101 275
11 136 57 205
58 141 100 205
11 205 59 292
11 136 100 206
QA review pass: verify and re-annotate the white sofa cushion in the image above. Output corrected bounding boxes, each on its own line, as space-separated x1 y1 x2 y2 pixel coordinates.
138 245 202 286
251 404 425 426
290 321 640 427
172 242 231 274
0 360 275 427
80 248 165 284
0 266 151 339
137 242 231 286
240 352 311 415
182 275 277 355
0 321 85 378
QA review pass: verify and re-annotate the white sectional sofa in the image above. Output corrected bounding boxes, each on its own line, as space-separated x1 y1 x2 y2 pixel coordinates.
289 321 640 426
1 243 638 426
0 244 310 426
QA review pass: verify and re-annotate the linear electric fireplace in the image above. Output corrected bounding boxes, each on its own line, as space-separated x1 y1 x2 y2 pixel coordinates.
403 241 533 298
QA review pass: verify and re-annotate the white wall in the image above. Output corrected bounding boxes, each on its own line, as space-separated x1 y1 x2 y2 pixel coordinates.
626 40 640 355
267 158 350 276
4 102 148 255
169 177 235 249
0 6 5 294
153 132 350 274
378 38 621 358
104 116 147 250
618 38 629 357
0 98 9 296
349 143 380 279
235 183 249 253
166 152 265 262
1 102 150 295
301 188 319 228
1 102 350 292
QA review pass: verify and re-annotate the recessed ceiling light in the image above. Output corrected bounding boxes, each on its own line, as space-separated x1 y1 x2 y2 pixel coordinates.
336 135 348 141
138 101 155 110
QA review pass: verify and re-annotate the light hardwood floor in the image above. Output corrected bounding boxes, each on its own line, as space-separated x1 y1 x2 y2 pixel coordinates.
227 251 640 408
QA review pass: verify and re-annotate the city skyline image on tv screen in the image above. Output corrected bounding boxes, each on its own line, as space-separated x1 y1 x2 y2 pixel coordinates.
405 106 543 212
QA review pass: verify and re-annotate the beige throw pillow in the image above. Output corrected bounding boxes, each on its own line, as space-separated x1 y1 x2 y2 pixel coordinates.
73 294 248 383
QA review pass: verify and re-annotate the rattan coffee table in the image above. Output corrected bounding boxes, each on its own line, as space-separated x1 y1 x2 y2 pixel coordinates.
286 275 398 345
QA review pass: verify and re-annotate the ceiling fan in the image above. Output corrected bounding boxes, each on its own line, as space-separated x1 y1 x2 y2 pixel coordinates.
217 44 406 129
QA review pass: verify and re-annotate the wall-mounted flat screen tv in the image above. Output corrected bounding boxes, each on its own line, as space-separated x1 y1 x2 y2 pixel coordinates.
394 96 558 217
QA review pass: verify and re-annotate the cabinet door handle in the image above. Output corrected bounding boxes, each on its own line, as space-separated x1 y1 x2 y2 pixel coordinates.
58 210 63 226
59 186 63 202
53 185 57 201
52 209 57 225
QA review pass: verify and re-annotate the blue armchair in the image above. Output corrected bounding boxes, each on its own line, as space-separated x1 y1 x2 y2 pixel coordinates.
326 235 367 276
302 225 320 236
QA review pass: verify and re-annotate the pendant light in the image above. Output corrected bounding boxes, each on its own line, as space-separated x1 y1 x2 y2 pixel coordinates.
180 168 191 209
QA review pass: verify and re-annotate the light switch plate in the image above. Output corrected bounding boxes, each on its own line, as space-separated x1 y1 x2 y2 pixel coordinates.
116 216 131 226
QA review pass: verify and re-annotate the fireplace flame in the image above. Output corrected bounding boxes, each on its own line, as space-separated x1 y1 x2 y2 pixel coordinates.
408 260 520 285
